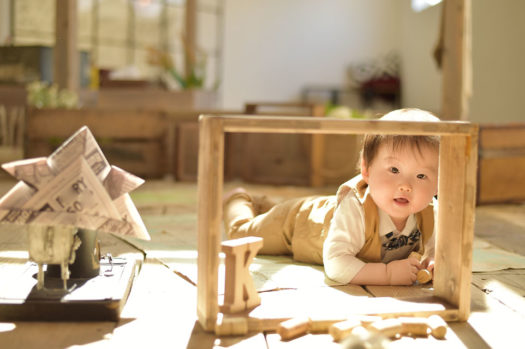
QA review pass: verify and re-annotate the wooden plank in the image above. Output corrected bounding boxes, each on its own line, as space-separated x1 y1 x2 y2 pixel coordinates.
54 0 78 90
26 108 168 139
266 332 340 348
214 115 474 135
478 157 525 204
196 116 224 331
480 123 525 150
441 0 470 120
0 321 117 349
475 209 525 256
434 134 477 321
478 122 525 204
452 284 525 348
477 123 525 204
114 260 198 348
365 285 434 299
244 288 458 332
471 270 525 315
185 0 197 79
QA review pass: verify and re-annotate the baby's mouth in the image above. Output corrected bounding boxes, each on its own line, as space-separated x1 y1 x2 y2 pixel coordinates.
394 197 409 205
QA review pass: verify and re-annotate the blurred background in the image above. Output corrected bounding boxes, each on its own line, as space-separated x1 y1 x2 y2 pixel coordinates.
0 0 523 202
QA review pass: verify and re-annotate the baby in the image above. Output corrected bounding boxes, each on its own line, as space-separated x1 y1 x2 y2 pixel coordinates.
223 108 439 286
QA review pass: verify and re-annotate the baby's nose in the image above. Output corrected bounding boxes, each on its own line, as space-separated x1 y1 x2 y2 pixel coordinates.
399 183 412 192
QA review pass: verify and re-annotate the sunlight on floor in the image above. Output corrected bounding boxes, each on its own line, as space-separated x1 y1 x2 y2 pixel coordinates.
0 250 28 259
0 322 16 333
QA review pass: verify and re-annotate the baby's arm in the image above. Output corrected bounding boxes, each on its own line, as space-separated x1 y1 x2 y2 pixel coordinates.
350 258 422 286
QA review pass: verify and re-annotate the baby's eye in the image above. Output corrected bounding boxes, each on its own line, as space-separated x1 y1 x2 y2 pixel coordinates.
390 167 399 174
417 174 427 179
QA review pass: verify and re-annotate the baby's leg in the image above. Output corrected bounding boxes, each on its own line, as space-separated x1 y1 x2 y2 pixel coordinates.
223 188 303 255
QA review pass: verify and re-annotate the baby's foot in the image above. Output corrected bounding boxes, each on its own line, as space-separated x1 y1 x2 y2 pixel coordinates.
223 187 249 205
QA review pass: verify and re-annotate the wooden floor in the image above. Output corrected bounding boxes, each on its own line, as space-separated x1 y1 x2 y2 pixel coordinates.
1 179 525 348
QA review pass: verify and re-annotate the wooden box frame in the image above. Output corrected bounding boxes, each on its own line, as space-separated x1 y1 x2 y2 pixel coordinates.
197 115 478 331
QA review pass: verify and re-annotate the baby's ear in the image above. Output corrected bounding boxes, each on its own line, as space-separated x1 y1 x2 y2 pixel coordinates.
360 158 369 182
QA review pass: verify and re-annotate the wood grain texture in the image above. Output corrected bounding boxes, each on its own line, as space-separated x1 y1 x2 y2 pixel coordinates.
478 157 525 204
479 123 525 150
221 237 263 313
434 133 477 321
217 115 474 135
440 0 470 120
196 115 224 331
26 108 168 139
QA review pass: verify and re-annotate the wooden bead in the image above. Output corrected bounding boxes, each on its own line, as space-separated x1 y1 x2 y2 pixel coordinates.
408 251 423 261
427 315 448 339
417 269 433 284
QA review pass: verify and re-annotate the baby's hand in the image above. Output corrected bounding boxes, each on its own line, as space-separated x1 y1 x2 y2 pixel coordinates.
422 257 434 270
422 257 435 280
386 258 422 285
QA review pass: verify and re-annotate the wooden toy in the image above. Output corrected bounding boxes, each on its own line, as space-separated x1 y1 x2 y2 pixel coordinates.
329 317 362 342
408 251 434 285
427 314 448 339
220 237 263 313
398 317 430 337
369 318 403 339
277 316 311 341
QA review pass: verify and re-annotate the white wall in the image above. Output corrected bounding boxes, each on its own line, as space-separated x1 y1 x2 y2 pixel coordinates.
399 1 442 115
469 0 525 123
222 0 401 109
222 1 525 123
0 0 10 44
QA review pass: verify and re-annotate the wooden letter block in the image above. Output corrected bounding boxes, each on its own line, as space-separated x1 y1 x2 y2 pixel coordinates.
220 236 263 313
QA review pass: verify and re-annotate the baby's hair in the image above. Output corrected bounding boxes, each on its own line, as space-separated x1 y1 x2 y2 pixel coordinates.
361 108 441 168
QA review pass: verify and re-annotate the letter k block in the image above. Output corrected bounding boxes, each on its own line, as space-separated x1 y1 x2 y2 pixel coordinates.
220 237 263 313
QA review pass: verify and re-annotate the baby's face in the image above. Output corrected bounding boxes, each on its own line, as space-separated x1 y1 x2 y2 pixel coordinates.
362 142 439 230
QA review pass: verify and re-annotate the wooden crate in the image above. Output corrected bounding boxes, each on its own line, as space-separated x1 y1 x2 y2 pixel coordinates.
238 103 321 185
25 108 170 178
478 123 525 204
97 88 217 111
165 109 244 181
196 115 478 332
241 103 360 186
